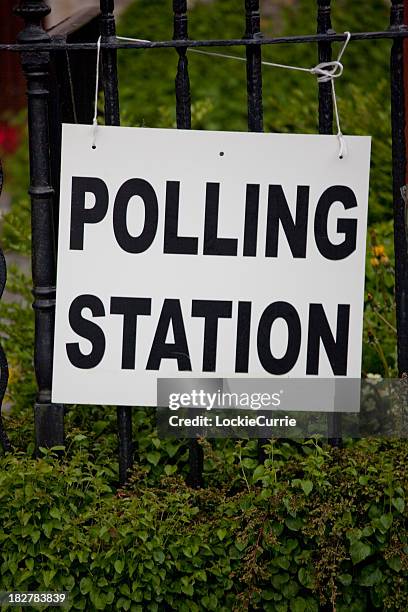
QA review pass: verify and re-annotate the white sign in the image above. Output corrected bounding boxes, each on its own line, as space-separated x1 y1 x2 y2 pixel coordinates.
52 124 370 406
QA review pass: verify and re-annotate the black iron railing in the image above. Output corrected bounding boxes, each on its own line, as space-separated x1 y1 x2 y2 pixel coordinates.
0 0 406 487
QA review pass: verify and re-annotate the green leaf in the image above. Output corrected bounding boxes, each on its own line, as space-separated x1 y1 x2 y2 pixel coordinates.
274 556 291 570
386 555 402 572
392 498 405 513
119 584 130 597
358 565 383 587
93 591 107 610
153 549 165 564
252 464 265 482
304 599 319 612
272 573 290 589
281 538 298 554
50 507 61 520
114 559 124 574
285 517 304 532
261 589 275 601
80 577 93 595
93 420 108 436
164 464 177 476
42 569 56 588
362 526 373 537
368 504 382 520
300 480 313 496
180 579 194 597
146 451 161 466
195 570 207 582
282 580 299 598
216 528 227 541
288 598 318 612
298 566 314 589
290 596 307 612
64 575 75 591
73 434 87 442
338 573 352 586
350 541 372 565
358 475 369 485
379 513 393 531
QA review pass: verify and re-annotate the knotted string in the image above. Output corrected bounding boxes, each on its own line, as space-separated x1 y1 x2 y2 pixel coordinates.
92 32 351 157
189 31 351 158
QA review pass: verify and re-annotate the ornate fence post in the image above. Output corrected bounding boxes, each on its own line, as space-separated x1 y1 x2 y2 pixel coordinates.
243 0 267 462
390 0 408 377
317 0 333 134
100 0 120 126
14 0 64 449
0 162 11 453
316 0 342 446
174 0 191 129
244 0 263 133
99 0 134 486
173 0 203 488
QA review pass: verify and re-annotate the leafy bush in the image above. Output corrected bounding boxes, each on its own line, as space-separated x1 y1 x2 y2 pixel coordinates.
0 437 407 610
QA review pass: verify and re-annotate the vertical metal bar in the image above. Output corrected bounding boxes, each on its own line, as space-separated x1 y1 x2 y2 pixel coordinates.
173 0 203 488
99 0 133 486
244 0 263 132
317 0 342 446
186 439 203 489
244 0 265 461
404 0 408 154
174 0 191 129
100 0 120 126
0 163 11 453
14 0 64 451
317 0 333 134
390 1 408 377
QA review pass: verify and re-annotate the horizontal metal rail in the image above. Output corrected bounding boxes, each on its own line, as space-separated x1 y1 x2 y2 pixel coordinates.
1 29 408 52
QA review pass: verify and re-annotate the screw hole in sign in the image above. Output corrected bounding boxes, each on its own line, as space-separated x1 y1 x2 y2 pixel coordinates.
92 145 96 150
219 151 224 157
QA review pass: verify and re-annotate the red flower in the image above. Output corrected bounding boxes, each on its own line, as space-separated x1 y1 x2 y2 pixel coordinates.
0 123 20 155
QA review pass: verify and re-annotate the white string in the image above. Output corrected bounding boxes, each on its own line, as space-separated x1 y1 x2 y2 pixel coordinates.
92 32 352 158
92 35 150 148
116 35 151 43
189 32 352 158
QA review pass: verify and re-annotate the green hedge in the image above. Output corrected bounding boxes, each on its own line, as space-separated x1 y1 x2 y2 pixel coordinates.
0 437 407 611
